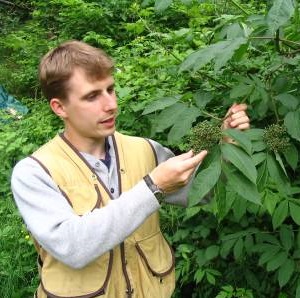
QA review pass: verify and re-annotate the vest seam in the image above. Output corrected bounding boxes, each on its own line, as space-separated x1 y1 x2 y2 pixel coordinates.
144 138 158 166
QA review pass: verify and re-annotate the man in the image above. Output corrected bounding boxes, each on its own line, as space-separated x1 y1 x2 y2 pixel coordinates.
11 41 249 298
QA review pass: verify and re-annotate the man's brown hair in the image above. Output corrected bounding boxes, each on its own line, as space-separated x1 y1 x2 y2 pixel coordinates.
39 40 114 101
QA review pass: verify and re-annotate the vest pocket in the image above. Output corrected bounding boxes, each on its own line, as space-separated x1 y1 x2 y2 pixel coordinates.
135 231 175 277
40 250 113 298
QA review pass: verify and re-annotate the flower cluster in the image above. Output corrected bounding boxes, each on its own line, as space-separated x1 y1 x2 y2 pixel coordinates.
263 124 290 153
189 120 223 153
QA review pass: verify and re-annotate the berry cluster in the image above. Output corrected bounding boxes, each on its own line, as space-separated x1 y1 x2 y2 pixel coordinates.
189 120 223 153
263 124 290 153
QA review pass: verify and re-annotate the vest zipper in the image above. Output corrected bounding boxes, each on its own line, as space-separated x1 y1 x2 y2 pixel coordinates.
120 242 133 297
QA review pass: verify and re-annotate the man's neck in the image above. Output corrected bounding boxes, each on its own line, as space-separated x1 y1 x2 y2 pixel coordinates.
63 131 107 159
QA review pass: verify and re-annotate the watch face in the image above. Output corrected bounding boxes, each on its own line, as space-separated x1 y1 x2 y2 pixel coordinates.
154 190 164 201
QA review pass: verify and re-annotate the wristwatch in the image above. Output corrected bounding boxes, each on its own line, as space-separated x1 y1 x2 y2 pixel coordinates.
143 174 165 202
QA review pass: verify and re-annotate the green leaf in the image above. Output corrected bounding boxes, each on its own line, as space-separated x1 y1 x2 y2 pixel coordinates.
266 251 288 271
258 245 281 266
154 0 172 11
180 38 247 73
233 195 247 221
194 91 213 108
257 160 268 191
283 143 298 170
280 225 293 252
189 149 222 206
233 238 244 260
278 259 295 287
206 272 216 285
284 110 300 141
205 245 219 261
275 93 299 111
275 152 288 177
296 283 300 298
230 83 254 99
267 0 295 35
221 143 257 184
267 153 288 186
222 163 261 204
272 200 289 229
194 269 205 284
214 38 248 72
253 152 266 166
167 106 199 143
223 129 253 155
263 190 280 215
244 128 264 140
289 202 300 225
154 102 188 132
142 96 180 115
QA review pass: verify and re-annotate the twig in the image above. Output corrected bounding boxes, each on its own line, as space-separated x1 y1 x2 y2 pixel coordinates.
229 0 249 15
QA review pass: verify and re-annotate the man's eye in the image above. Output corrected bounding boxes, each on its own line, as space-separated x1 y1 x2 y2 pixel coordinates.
87 93 97 100
108 87 115 94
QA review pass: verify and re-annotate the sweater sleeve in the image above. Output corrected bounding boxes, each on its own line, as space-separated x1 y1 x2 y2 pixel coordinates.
11 157 160 269
147 139 195 207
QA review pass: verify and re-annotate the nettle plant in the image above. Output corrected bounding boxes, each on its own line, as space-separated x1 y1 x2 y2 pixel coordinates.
143 0 300 297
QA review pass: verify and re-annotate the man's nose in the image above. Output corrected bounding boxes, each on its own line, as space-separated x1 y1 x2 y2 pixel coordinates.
103 93 117 111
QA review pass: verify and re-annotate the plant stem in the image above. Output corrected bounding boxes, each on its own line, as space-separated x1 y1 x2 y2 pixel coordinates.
229 0 249 15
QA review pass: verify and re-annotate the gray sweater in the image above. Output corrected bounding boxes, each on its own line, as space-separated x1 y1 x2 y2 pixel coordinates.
11 137 190 269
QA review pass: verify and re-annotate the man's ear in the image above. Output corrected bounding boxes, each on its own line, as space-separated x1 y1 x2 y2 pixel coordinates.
50 98 67 119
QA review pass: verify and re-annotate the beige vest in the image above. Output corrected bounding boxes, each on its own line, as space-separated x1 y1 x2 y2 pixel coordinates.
31 132 175 298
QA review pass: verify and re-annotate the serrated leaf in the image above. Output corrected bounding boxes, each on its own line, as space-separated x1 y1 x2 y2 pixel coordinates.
223 129 253 155
222 163 261 204
167 106 199 143
272 200 289 229
230 83 254 99
278 259 295 287
206 272 216 285
266 251 288 271
267 0 295 35
214 38 248 72
280 225 293 252
289 202 300 225
221 143 257 184
188 150 221 206
233 195 247 221
154 0 172 11
283 143 298 170
154 102 188 132
275 93 299 111
284 110 300 141
205 245 219 261
180 38 247 73
142 96 180 115
244 128 264 140
194 269 205 284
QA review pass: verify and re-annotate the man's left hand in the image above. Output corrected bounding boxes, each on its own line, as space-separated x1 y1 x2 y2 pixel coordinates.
222 103 250 131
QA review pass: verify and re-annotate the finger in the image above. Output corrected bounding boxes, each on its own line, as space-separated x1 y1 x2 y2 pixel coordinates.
231 103 247 114
230 115 250 128
174 150 194 161
180 150 208 171
230 111 248 120
235 123 250 130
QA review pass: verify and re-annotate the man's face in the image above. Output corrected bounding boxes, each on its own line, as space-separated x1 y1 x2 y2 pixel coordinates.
59 68 118 142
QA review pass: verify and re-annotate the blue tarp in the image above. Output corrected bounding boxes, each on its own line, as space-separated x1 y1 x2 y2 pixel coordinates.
0 85 28 117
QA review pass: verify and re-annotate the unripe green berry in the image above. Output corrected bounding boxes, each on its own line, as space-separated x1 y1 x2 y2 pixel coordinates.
189 120 222 153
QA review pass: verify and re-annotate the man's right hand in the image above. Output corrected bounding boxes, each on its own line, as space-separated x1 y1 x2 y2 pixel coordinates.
149 150 208 194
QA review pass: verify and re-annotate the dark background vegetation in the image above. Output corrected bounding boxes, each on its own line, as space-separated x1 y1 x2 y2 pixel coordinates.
1 0 300 297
